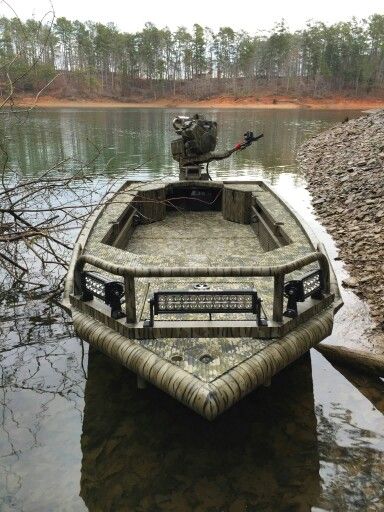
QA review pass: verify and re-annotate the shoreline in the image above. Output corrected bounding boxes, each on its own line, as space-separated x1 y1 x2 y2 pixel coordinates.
298 110 384 352
12 95 384 111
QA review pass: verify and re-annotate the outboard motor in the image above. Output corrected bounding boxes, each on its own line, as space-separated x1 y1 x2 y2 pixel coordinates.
171 113 264 180
171 115 217 161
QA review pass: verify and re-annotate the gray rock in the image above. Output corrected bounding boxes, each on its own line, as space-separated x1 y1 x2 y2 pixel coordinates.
297 109 384 342
342 277 358 288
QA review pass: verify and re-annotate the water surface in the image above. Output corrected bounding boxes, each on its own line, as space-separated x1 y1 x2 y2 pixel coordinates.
1 108 383 511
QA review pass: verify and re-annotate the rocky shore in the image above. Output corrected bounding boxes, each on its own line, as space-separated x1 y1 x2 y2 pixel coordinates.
298 109 384 348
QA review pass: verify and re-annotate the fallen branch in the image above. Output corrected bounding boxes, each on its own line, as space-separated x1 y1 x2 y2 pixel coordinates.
316 343 384 377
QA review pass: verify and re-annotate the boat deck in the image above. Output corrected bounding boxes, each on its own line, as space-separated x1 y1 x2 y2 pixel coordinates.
129 210 274 324
126 210 264 262
85 182 317 272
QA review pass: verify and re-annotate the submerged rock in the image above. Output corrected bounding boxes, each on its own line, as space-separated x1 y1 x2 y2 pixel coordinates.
298 109 384 346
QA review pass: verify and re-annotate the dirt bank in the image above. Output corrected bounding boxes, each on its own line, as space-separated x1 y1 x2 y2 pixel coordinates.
298 110 384 350
12 94 384 110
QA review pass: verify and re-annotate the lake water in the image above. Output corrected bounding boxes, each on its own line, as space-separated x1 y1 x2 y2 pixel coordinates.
1 108 383 511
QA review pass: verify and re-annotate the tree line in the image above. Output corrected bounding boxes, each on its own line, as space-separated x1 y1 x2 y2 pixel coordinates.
0 15 383 99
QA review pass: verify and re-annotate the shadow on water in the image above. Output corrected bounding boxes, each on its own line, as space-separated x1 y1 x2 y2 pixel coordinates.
81 350 320 511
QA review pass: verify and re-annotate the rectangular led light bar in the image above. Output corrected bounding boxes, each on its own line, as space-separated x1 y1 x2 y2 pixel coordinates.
146 289 266 327
156 291 255 313
84 274 105 300
81 271 125 319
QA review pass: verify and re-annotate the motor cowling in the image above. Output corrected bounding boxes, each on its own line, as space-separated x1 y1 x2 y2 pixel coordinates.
171 114 217 162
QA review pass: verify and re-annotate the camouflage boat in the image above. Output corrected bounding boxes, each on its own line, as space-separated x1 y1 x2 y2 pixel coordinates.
62 114 342 420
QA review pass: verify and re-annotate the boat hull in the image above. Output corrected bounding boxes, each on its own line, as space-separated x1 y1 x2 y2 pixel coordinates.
73 306 333 420
64 178 341 419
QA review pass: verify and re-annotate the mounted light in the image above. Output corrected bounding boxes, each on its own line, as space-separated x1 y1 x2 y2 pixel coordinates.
145 289 268 327
157 292 254 312
80 271 125 320
284 269 324 318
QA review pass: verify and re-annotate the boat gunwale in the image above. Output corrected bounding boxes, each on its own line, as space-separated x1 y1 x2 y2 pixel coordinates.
62 179 138 309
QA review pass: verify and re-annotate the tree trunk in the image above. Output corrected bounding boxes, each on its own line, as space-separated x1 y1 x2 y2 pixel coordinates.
316 344 384 377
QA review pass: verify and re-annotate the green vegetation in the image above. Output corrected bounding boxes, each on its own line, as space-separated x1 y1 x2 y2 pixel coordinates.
0 15 383 99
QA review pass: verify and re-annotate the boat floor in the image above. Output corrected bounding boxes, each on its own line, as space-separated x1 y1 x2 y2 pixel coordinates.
126 210 264 262
125 208 317 325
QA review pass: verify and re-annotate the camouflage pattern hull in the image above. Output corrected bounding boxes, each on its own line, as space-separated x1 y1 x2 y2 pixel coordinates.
63 179 342 419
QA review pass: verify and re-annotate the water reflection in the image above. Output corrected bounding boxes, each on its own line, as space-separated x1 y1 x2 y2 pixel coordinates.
1 108 383 511
311 351 384 511
81 350 320 511
1 108 361 182
0 302 86 511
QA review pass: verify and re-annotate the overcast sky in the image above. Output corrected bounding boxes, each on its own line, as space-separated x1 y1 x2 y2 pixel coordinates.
1 0 383 33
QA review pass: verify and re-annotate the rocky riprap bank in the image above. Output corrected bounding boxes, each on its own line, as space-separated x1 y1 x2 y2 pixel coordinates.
298 109 384 346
